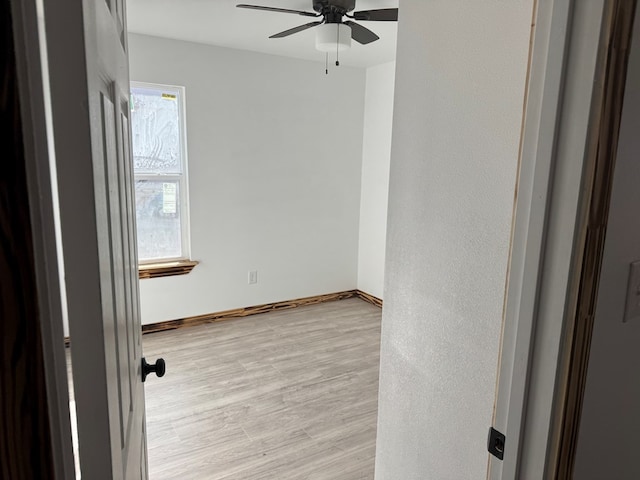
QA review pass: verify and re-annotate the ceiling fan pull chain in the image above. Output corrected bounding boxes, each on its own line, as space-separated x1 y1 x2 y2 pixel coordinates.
335 23 340 66
325 52 329 74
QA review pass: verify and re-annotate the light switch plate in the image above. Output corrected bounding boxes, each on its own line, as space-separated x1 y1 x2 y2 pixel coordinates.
623 261 640 323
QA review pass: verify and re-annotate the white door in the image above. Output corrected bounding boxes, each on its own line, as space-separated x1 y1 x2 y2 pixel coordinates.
43 0 150 477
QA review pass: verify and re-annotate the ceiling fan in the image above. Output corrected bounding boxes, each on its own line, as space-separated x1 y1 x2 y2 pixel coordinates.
236 0 398 46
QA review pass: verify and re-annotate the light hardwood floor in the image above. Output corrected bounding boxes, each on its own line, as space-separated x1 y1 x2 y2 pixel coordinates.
142 298 382 480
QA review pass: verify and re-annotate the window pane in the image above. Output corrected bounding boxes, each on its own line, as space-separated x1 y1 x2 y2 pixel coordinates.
135 180 182 261
131 86 182 174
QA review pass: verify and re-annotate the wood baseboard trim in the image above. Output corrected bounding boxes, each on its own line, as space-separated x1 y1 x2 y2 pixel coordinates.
355 290 383 308
65 289 383 343
141 290 359 334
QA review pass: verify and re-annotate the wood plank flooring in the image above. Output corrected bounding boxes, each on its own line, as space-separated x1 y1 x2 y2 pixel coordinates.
141 298 382 479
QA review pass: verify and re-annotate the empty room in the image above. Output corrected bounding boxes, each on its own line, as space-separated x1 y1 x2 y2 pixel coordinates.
24 0 640 479
79 0 398 477
128 2 396 477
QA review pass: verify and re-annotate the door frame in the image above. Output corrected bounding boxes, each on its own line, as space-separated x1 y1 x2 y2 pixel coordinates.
5 0 75 478
491 0 637 478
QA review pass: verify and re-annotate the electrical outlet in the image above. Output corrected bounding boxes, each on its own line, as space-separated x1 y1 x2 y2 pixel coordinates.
248 270 258 285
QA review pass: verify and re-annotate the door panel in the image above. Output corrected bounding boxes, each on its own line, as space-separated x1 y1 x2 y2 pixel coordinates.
44 0 147 476
101 90 132 450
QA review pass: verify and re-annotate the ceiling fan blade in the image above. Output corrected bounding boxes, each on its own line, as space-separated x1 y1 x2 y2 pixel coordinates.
236 4 319 17
269 21 324 38
352 8 398 21
344 21 380 45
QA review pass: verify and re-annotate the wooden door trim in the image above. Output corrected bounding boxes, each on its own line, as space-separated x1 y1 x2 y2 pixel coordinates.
488 1 638 477
550 1 638 477
488 1 578 476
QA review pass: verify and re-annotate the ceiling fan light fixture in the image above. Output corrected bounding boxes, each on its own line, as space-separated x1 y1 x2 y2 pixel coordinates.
315 23 351 52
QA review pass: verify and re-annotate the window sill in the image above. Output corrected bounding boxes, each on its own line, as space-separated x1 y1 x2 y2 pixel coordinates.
138 260 199 280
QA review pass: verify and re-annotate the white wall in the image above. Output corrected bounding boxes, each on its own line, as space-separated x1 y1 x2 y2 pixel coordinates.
574 7 640 478
375 1 532 479
357 61 395 299
128 34 366 325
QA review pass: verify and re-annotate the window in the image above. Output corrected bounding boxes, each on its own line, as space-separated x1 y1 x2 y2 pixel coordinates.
130 82 191 268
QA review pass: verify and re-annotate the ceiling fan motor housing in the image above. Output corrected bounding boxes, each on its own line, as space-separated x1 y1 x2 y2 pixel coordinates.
313 0 356 14
316 23 352 51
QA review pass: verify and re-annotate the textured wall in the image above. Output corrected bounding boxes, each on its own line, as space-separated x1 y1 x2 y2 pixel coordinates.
357 61 395 299
128 34 366 324
574 7 640 478
375 1 532 478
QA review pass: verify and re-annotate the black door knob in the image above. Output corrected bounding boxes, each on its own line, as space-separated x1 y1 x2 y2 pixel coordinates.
142 357 166 382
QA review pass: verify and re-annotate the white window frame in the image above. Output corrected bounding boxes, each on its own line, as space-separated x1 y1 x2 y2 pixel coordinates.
130 81 191 265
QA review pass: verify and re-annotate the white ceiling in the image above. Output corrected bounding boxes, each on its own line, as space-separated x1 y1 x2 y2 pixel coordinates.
126 0 398 68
